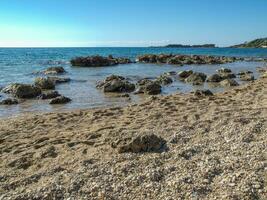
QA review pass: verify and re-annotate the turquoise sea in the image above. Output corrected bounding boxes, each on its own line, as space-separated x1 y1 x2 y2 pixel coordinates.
0 47 267 117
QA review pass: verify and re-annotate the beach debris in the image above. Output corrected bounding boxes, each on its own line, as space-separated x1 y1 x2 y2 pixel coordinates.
178 70 193 79
136 79 162 95
117 133 167 153
2 83 41 98
194 89 214 97
220 79 239 87
137 54 237 65
38 91 61 99
0 98 19 105
71 55 132 67
185 72 207 85
96 75 135 93
206 74 223 82
43 66 66 75
49 96 71 104
34 77 55 90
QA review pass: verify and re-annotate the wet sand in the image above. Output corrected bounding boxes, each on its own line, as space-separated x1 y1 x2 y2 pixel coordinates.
0 77 266 199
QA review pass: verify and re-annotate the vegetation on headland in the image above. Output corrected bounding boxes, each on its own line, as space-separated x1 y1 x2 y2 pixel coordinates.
230 37 267 48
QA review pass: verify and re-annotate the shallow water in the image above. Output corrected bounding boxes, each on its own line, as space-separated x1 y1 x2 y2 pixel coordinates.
0 47 266 118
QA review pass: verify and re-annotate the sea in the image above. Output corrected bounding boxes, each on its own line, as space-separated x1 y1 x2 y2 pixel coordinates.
0 47 267 118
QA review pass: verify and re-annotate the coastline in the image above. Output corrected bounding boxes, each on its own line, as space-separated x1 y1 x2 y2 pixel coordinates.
0 77 266 199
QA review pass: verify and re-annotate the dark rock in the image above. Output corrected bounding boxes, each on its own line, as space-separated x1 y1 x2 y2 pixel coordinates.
217 68 232 74
38 91 61 99
156 75 173 85
71 55 132 67
43 67 66 75
97 75 135 93
220 79 239 87
237 70 253 76
194 90 213 97
47 77 71 84
178 70 193 79
136 80 162 95
117 133 166 153
0 98 18 105
49 96 71 104
34 77 55 90
2 83 41 98
240 74 255 81
206 74 223 82
185 72 207 85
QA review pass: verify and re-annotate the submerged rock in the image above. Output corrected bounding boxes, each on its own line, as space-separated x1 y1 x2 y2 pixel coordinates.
2 83 41 98
220 79 239 87
34 77 55 90
97 75 135 93
117 133 166 153
49 96 71 104
71 55 132 67
38 91 61 100
185 72 207 85
0 98 19 105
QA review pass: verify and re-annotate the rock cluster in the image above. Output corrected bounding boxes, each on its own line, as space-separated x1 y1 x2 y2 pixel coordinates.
71 55 132 67
2 83 41 98
137 54 237 65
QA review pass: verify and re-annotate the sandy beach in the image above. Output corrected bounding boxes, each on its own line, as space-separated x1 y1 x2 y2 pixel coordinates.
0 76 266 199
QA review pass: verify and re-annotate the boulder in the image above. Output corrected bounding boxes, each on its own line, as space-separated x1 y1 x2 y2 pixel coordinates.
136 80 162 95
220 79 239 87
38 91 61 99
97 75 135 93
155 75 173 85
194 89 213 97
49 96 71 104
43 67 66 75
217 68 236 79
117 133 166 153
185 72 207 85
217 68 232 74
34 77 55 90
178 70 193 79
0 98 18 105
237 70 253 76
2 83 41 98
206 74 223 82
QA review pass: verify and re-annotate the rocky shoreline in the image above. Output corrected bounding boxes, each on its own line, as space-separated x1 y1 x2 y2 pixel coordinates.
0 75 266 199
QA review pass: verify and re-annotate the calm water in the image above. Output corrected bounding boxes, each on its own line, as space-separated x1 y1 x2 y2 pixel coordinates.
0 47 267 118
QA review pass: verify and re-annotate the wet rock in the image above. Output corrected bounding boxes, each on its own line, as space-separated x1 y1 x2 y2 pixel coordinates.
206 74 223 82
185 72 207 85
0 98 19 105
2 83 41 98
156 75 173 85
34 77 55 90
237 70 253 76
240 74 255 81
117 133 166 153
49 96 71 104
217 68 236 79
97 75 135 93
164 71 176 76
194 89 214 97
136 80 162 95
220 79 239 87
178 70 193 79
47 77 71 84
71 55 132 67
38 91 61 100
217 68 232 74
43 67 66 75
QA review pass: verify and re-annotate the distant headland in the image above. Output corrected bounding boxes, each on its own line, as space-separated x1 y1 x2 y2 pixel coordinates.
230 37 267 48
150 44 216 48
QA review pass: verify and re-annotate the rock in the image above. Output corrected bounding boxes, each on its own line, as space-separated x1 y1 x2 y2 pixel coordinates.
43 67 66 75
97 75 135 93
49 96 71 104
237 70 253 76
136 80 162 95
71 55 132 67
0 98 18 105
240 74 255 81
206 74 223 82
117 133 166 153
178 70 193 79
164 71 176 76
2 83 41 98
38 91 61 99
217 68 236 79
185 72 207 85
34 77 55 90
220 79 239 87
156 75 173 85
256 67 267 73
260 72 267 78
217 68 232 74
194 90 214 97
47 77 71 84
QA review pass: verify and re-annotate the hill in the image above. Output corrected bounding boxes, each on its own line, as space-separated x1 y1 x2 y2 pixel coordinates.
231 38 267 48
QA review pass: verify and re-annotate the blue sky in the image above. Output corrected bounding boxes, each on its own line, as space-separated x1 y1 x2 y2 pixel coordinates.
0 0 266 47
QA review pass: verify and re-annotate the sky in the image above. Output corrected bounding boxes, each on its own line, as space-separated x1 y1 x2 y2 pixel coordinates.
0 0 266 47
